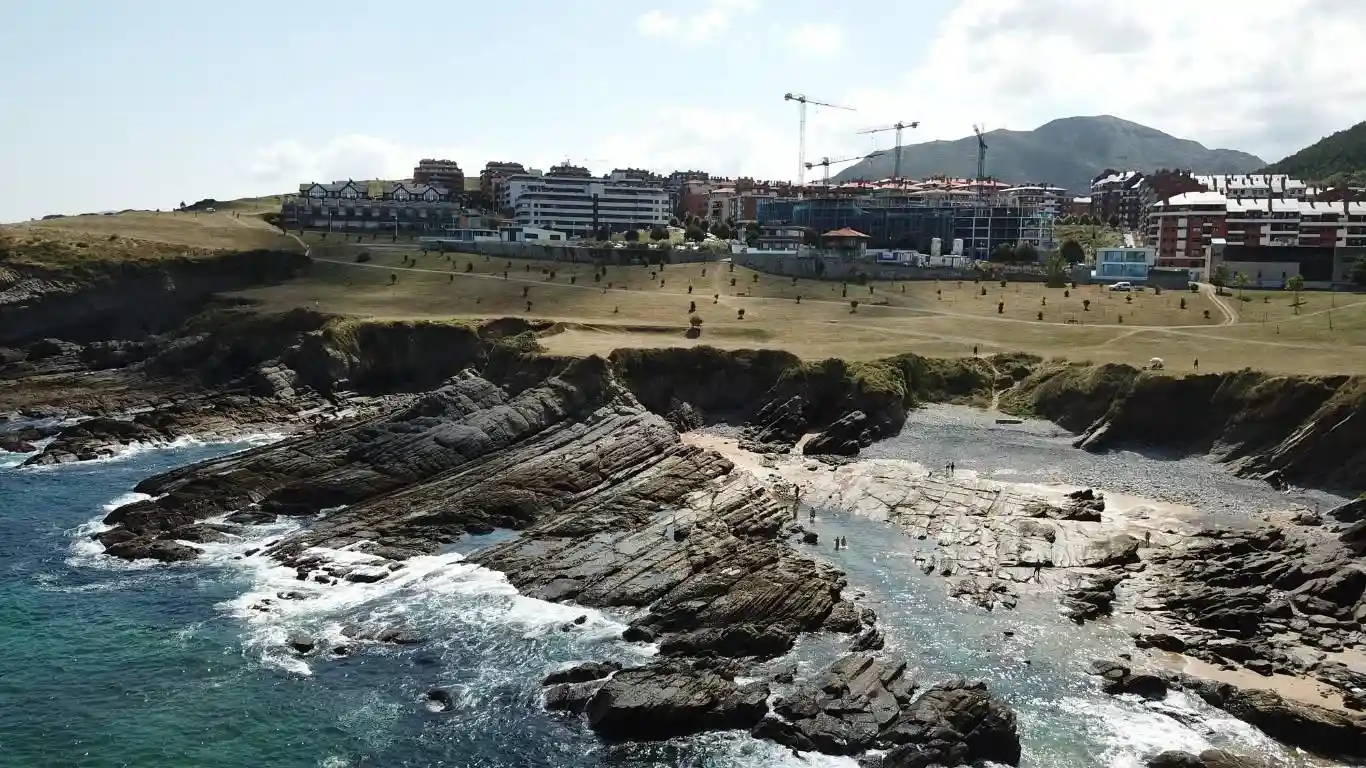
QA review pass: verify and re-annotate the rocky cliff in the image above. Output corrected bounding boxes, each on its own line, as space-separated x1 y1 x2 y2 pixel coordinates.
1002 361 1366 491
0 249 310 347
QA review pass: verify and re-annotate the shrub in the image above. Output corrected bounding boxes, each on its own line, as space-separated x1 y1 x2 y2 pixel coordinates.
737 308 746 319
1037 311 1043 321
1083 299 1091 311
850 300 859 313
1125 295 1132 304
1189 284 1199 293
1180 298 1187 309
997 301 1004 314
355 251 371 263
689 314 703 327
1203 309 1211 319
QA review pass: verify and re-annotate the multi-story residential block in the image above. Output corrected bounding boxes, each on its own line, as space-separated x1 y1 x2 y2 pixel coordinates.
1193 174 1308 200
1149 192 1366 282
281 180 459 232
1090 170 1144 229
1146 190 1230 275
502 170 669 235
479 161 528 208
412 159 465 194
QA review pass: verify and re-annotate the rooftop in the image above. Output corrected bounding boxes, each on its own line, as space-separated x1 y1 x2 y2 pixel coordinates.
823 227 870 238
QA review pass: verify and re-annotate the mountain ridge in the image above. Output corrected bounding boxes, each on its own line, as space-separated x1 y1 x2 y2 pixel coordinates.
1262 119 1366 184
833 115 1265 194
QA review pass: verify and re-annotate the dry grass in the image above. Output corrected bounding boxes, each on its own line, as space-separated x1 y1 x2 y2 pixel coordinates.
1 209 299 269
223 245 1366 374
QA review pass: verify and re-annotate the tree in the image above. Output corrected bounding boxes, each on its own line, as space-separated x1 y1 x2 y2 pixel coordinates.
623 229 640 242
989 243 1015 263
649 225 669 241
1234 271 1248 300
1059 239 1085 264
1211 264 1231 295
1352 258 1366 287
1287 274 1305 314
684 225 705 242
1014 243 1040 263
1107 214 1121 228
1044 249 1068 288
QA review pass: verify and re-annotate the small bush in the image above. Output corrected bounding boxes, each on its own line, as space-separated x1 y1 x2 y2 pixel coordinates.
997 301 1004 314
1203 309 1211 319
1189 284 1199 293
1125 295 1132 304
850 300 860 313
355 251 371 263
1083 299 1091 311
737 308 746 319
1037 311 1043 321
689 314 703 328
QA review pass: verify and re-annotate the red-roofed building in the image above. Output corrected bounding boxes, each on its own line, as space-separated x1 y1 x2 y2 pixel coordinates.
821 228 870 260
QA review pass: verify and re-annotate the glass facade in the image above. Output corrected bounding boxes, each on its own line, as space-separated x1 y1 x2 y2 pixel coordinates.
1096 248 1153 280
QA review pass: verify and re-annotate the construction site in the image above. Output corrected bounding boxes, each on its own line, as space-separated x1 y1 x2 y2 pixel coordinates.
766 93 1062 257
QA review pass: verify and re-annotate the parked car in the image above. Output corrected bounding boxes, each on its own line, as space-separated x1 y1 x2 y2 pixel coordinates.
1108 281 1132 292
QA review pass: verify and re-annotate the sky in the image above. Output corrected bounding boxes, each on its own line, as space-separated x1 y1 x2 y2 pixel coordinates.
3 0 1365 222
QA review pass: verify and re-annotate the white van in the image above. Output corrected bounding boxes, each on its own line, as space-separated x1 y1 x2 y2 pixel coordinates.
1108 281 1132 292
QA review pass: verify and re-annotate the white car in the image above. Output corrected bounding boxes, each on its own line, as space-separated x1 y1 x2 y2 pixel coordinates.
1108 281 1132 292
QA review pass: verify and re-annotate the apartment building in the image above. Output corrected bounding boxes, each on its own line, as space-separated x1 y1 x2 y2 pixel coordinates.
503 171 669 235
1149 192 1366 279
1193 174 1308 200
479 161 528 208
1000 185 1067 217
1090 170 1144 229
281 180 459 232
412 159 465 194
707 186 780 225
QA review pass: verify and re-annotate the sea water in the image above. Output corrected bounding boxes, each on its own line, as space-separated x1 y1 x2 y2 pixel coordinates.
0 421 1341 767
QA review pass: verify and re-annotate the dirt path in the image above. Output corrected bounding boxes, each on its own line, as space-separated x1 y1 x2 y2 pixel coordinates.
1200 283 1239 325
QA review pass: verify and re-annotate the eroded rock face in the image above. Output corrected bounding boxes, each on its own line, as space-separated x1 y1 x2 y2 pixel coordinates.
583 660 770 741
752 654 1020 767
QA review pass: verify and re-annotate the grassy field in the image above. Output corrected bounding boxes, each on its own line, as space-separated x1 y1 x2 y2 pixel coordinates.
0 209 300 268
222 242 1366 375
12 197 1366 375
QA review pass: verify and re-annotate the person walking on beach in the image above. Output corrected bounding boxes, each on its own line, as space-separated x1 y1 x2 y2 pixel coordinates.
949 462 955 474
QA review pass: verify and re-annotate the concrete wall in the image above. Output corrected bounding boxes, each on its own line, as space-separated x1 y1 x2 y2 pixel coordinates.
436 240 713 264
732 251 1087 284
1222 261 1300 289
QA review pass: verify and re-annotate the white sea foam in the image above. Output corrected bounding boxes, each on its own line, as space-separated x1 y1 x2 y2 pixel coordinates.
1054 692 1297 767
21 431 287 471
207 539 631 677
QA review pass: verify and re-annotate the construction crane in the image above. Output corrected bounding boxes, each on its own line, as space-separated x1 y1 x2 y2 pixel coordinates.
804 151 885 185
973 125 988 197
856 121 919 183
785 92 855 186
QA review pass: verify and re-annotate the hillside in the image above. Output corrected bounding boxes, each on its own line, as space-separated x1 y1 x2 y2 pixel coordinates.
834 115 1265 194
1262 119 1366 184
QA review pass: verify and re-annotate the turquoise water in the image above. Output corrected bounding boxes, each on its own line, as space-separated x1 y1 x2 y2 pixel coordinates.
0 432 1332 767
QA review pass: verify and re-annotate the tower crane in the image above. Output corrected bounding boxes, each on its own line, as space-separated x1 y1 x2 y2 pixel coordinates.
855 121 919 183
973 125 988 198
784 92 855 186
804 151 885 186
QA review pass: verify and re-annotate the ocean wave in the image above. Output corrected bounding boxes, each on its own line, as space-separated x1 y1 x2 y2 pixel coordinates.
21 431 287 471
1052 692 1296 767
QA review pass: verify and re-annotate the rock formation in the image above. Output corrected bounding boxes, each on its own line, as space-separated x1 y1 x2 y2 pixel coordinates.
751 653 1020 767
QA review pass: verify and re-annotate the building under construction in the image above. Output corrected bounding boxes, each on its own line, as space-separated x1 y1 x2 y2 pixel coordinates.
756 193 1055 258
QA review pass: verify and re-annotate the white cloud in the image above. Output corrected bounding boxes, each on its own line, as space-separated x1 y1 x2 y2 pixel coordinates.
839 0 1366 164
787 22 846 58
634 0 758 43
248 135 495 189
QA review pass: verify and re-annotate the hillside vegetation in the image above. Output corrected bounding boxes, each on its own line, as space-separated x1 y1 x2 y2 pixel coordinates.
1262 119 1366 185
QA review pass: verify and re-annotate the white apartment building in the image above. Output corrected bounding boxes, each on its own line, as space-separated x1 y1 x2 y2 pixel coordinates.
1193 174 1308 200
1000 185 1067 217
503 174 669 234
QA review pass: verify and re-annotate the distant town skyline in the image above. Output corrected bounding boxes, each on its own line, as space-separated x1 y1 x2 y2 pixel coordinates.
3 0 1364 222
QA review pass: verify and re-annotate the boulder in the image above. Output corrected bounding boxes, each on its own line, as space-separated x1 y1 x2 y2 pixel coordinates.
804 411 870 457
543 661 621 686
285 633 315 654
878 678 1022 768
423 688 455 712
822 600 864 633
0 436 36 453
1087 659 1169 699
1198 749 1272 768
658 624 796 659
102 538 199 563
544 680 605 714
585 661 769 741
757 653 917 755
1145 752 1204 768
